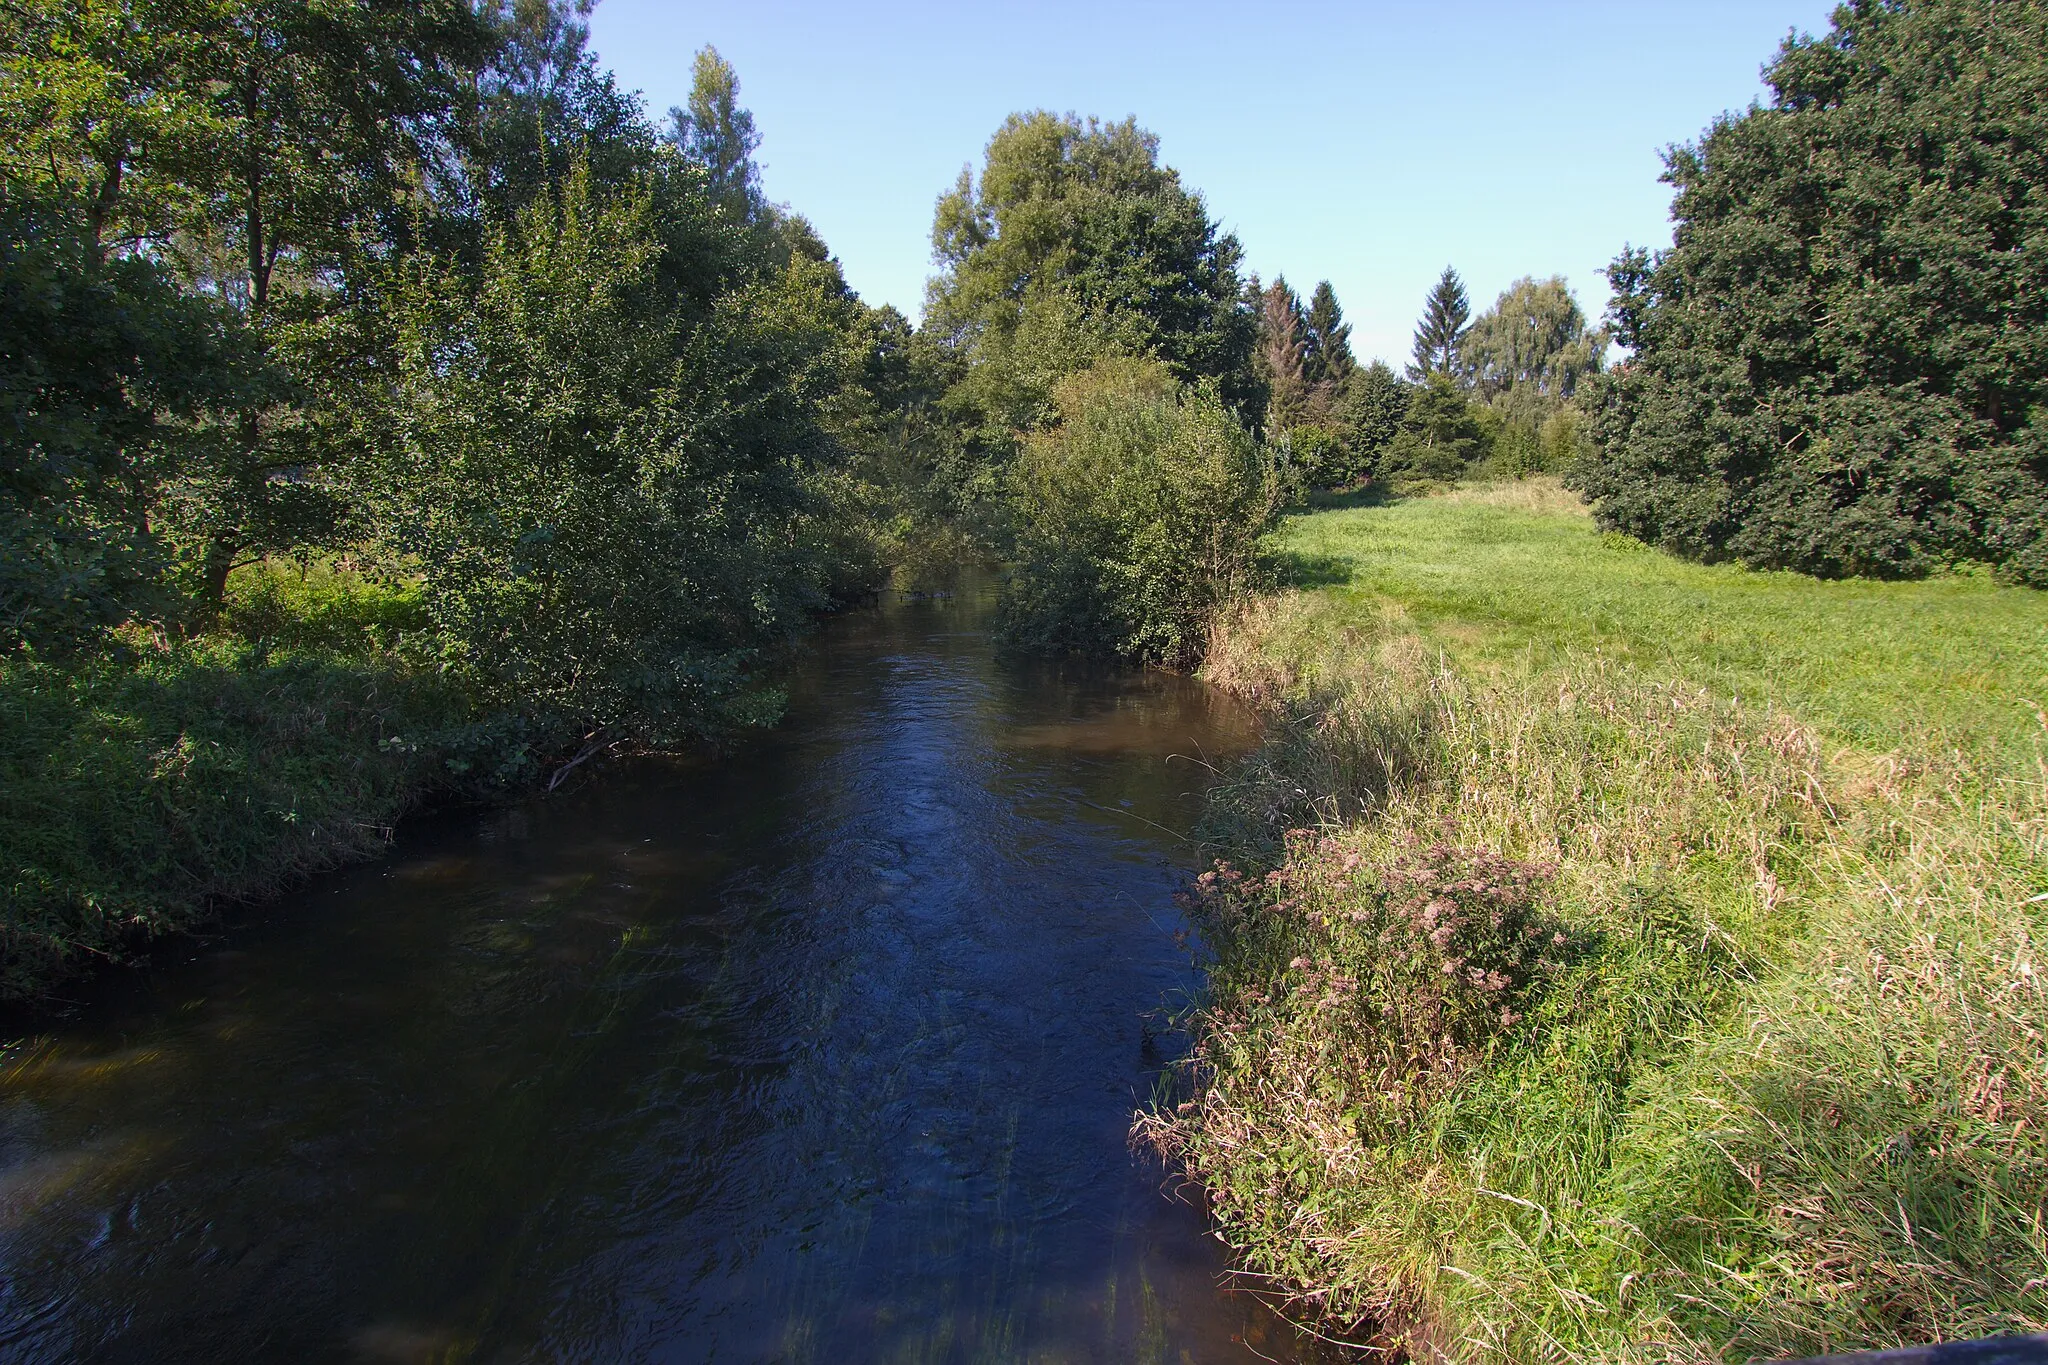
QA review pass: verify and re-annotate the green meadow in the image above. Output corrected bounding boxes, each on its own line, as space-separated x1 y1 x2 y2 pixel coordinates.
1146 481 2048 1362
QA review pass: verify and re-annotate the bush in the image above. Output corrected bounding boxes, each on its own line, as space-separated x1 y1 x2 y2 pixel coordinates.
1574 0 2048 585
995 357 1276 666
375 169 835 744
1383 373 1486 483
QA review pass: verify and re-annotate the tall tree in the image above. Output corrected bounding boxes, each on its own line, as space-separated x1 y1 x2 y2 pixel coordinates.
469 0 653 226
1576 0 2048 584
0 0 495 619
1257 276 1308 428
0 183 259 648
1407 266 1470 383
1463 276 1604 418
669 45 764 222
926 111 1257 430
1302 280 1355 387
0 0 214 262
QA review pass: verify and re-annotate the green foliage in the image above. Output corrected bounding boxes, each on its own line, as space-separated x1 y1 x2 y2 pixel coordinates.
1 0 499 621
1326 360 1411 485
1575 0 2048 585
1482 401 1594 479
468 0 655 230
997 358 1276 666
1260 279 1388 490
927 112 1259 435
1275 424 1346 494
1159 484 2048 1358
0 11 932 999
667 45 765 222
0 183 257 647
0 627 467 1001
1406 265 1470 382
1463 274 1605 421
374 166 835 742
221 559 428 658
1301 281 1354 388
1384 372 1485 481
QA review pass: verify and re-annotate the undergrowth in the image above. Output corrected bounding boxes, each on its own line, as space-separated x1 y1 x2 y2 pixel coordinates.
0 561 557 1003
1140 482 2048 1362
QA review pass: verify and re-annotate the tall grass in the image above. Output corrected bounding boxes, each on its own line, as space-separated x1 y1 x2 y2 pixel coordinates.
1141 482 2048 1361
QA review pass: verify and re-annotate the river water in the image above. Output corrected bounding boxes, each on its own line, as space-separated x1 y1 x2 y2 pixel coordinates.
0 586 1331 1364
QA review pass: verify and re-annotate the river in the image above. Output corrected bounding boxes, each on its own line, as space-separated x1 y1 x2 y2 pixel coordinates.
0 585 1332 1363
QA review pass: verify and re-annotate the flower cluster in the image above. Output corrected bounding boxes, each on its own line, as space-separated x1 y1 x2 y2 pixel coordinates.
1380 839 1559 1036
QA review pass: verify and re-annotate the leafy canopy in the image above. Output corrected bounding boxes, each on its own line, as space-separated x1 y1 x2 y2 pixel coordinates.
926 112 1257 432
1463 276 1605 418
1575 0 2048 584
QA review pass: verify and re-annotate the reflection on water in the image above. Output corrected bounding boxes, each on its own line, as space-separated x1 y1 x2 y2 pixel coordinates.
0 585 1331 1363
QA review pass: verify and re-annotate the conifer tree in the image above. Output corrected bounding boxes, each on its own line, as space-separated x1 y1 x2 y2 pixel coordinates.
1302 281 1354 386
1257 276 1308 428
1407 266 1470 383
1576 0 2048 583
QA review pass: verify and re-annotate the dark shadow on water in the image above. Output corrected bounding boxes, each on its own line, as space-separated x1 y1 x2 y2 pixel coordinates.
0 578 1351 1365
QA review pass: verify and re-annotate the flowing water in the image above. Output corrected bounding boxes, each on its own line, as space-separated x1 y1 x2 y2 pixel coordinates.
0 586 1333 1363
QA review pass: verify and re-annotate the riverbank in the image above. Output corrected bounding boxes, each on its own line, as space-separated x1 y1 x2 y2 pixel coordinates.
1142 480 2048 1361
0 563 569 1004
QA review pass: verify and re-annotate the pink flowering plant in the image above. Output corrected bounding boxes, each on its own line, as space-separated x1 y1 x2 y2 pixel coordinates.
1173 827 1563 1140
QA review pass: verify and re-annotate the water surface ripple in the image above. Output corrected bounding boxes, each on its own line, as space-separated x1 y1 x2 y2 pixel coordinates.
0 589 1329 1363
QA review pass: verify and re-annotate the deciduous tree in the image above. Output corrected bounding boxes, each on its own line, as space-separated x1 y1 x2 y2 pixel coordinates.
927 112 1257 433
1463 276 1603 418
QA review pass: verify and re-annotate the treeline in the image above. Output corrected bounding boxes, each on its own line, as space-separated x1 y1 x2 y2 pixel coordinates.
1253 266 1605 489
0 1 944 995
918 112 1611 666
2 2 932 726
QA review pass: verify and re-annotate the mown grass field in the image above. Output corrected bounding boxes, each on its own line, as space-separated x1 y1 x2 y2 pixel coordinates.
1280 482 2048 766
1146 480 2048 1363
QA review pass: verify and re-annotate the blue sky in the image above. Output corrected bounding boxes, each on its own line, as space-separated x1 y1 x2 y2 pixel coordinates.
587 1 1838 367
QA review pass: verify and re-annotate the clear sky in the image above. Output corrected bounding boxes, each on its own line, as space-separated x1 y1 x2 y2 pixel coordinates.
586 1 1839 367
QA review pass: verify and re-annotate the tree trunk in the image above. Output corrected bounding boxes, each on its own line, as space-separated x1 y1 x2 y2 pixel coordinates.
196 533 240 629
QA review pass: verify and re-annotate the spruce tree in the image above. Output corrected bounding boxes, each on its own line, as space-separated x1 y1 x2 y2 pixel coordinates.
1407 266 1470 383
1257 276 1308 428
1302 281 1355 386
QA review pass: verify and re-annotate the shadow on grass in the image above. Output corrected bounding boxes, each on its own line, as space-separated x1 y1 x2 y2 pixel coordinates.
1268 550 1356 589
1297 484 1395 513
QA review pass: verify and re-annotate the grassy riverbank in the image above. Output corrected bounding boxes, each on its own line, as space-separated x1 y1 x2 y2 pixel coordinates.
1143 480 2048 1362
0 564 548 1004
